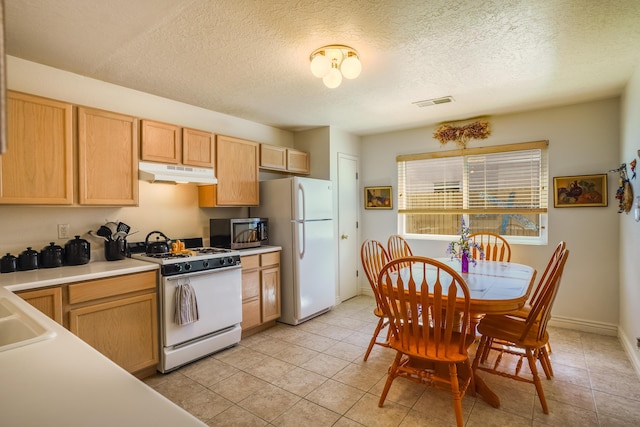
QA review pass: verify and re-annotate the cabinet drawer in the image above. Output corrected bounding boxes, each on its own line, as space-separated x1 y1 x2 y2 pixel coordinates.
68 270 157 304
241 254 259 270
260 251 280 267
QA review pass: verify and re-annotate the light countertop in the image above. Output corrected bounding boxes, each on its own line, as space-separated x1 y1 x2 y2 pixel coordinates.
236 245 282 256
0 260 206 427
0 258 159 292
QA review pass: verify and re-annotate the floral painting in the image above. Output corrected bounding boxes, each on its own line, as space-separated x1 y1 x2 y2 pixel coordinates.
553 174 607 207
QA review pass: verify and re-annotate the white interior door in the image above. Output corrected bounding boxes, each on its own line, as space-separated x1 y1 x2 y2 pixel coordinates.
337 153 359 301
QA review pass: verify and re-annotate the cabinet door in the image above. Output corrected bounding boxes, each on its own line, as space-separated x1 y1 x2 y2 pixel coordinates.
260 144 287 171
77 107 139 205
16 287 63 325
287 149 310 174
1 91 73 204
69 293 158 373
140 119 181 164
183 128 214 167
261 266 281 322
215 135 259 206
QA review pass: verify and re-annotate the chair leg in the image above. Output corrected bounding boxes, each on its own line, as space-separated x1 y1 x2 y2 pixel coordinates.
525 348 549 414
449 363 464 427
472 335 488 373
378 352 401 407
364 317 386 361
539 346 554 378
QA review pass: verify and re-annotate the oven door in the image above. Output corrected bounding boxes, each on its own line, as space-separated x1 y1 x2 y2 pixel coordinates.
162 266 242 347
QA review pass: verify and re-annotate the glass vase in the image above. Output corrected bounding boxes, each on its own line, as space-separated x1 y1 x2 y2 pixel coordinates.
461 252 469 273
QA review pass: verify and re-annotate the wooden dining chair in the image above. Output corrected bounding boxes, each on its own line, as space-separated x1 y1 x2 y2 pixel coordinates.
387 235 413 260
483 241 567 377
468 232 511 261
360 240 392 361
377 256 476 427
472 248 569 414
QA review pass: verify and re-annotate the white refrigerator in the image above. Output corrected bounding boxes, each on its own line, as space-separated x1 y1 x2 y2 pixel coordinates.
253 177 335 325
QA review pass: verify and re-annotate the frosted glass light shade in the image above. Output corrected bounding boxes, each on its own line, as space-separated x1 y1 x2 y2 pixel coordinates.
310 54 331 78
323 68 343 88
310 45 360 88
341 55 361 79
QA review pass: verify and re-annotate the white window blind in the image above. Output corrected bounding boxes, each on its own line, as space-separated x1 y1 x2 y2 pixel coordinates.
397 141 548 240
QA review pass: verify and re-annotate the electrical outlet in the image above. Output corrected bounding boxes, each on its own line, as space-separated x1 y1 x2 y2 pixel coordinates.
58 224 70 239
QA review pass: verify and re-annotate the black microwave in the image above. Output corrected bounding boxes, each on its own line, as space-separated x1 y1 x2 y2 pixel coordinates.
210 218 269 249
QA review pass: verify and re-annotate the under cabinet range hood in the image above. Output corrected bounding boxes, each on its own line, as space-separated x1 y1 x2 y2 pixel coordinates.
138 161 217 184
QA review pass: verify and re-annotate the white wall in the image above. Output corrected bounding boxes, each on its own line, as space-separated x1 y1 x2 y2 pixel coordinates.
361 98 621 334
619 64 640 372
1 57 295 258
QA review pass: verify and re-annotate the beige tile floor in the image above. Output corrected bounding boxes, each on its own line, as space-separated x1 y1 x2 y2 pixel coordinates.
144 296 640 426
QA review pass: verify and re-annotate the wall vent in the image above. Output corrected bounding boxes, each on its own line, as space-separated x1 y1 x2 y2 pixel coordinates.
412 96 454 108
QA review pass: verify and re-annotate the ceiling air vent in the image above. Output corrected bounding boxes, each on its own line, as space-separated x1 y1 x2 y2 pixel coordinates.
412 96 454 108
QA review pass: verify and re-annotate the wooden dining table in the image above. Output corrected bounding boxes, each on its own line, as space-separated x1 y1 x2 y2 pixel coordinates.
389 257 537 408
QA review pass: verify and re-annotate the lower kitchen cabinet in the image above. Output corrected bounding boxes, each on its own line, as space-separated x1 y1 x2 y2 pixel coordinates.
66 270 158 378
240 250 280 336
16 287 63 325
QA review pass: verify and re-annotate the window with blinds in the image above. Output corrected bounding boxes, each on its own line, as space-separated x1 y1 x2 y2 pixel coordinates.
397 141 548 243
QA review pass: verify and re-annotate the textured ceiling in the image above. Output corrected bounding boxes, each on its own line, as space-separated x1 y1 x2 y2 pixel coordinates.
5 0 640 135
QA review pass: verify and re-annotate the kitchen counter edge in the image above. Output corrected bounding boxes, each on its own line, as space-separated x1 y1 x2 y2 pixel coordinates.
236 245 282 256
0 258 160 292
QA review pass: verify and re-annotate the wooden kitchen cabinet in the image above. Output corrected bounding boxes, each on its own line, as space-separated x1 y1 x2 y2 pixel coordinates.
199 134 259 207
140 119 181 164
66 270 158 378
78 107 139 205
0 91 74 204
286 148 310 174
240 250 281 336
260 144 287 171
259 143 310 175
141 119 214 168
16 287 63 325
182 127 214 167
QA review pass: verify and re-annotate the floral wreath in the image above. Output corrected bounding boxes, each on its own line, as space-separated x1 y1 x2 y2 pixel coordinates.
433 120 491 148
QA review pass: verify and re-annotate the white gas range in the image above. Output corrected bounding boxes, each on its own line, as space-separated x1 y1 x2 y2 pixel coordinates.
131 241 242 373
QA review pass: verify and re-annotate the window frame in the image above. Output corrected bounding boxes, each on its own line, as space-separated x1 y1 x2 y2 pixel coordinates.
396 140 549 245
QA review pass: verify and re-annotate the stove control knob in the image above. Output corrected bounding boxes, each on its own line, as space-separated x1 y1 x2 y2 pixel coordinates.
174 264 182 273
202 261 209 268
184 263 192 271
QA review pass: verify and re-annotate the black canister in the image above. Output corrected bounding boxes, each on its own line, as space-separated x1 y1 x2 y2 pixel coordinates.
65 236 91 265
40 242 65 268
1 253 17 273
104 239 126 261
18 247 39 271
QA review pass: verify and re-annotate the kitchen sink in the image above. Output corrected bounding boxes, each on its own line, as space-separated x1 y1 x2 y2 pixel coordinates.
0 297 56 352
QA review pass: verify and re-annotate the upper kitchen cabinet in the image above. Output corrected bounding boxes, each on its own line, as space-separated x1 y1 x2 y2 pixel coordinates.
140 119 181 164
0 91 74 204
286 148 310 174
77 107 139 205
259 143 310 175
182 127 214 168
199 135 259 207
141 119 214 168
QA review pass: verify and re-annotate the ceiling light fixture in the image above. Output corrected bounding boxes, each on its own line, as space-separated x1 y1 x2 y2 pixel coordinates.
310 45 361 88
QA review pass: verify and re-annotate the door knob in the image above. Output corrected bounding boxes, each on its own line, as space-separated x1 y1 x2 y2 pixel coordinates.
341 234 349 240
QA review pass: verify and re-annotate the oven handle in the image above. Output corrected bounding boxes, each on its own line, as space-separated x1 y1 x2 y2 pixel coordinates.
162 264 241 280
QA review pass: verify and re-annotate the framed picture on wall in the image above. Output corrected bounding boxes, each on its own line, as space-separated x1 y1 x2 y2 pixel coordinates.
365 186 393 210
553 174 608 207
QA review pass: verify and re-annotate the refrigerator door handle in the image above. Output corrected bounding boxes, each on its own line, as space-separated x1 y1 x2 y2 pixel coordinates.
297 182 306 259
297 181 306 222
